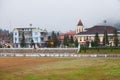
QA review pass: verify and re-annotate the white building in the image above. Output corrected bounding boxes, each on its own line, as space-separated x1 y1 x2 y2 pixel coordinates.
13 27 48 48
75 20 120 46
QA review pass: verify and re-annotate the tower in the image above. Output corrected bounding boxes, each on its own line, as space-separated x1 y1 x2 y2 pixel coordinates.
76 19 84 34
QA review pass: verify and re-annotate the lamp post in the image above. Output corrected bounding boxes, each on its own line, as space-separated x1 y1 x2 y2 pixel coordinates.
88 36 91 48
104 20 107 46
15 38 16 48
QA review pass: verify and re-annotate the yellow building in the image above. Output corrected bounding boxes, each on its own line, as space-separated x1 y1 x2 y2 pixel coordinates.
75 20 120 46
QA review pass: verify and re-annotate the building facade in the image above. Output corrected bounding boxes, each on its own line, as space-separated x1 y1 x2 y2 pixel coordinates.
75 20 120 46
76 19 84 34
13 27 48 48
58 31 76 42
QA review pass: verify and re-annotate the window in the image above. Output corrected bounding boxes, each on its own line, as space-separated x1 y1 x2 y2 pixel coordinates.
84 37 86 41
35 32 38 35
80 37 82 41
15 38 17 42
15 32 17 35
41 32 44 35
35 37 38 42
41 37 44 41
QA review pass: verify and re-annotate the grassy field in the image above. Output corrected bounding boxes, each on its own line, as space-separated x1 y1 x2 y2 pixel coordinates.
80 47 120 54
0 58 120 80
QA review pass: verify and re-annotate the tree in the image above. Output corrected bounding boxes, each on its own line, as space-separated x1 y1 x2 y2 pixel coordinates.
63 34 67 46
85 36 89 47
74 38 78 47
94 32 100 46
68 35 75 47
63 34 69 46
113 29 119 47
56 32 60 36
103 30 109 46
51 31 59 47
30 39 36 49
20 32 26 48
7 32 13 42
66 35 69 45
69 36 74 44
91 40 95 47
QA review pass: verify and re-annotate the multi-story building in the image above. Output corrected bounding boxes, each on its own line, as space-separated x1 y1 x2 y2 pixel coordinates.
75 20 120 46
13 27 48 48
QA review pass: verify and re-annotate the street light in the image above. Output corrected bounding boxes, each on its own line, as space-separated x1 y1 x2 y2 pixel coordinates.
104 20 107 46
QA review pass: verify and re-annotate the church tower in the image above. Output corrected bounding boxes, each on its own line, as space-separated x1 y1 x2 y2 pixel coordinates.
76 19 84 34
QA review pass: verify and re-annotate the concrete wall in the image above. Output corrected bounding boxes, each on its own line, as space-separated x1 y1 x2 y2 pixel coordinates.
0 48 78 53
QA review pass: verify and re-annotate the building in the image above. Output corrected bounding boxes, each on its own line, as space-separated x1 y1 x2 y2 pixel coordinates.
76 19 84 34
58 31 76 42
0 29 13 48
13 27 48 48
75 20 120 46
58 19 84 43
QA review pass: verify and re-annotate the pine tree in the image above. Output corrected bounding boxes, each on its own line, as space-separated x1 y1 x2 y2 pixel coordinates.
20 32 26 48
63 35 68 46
74 38 78 47
70 36 74 44
94 32 100 46
103 30 109 46
66 35 69 46
63 34 70 46
113 29 119 47
57 32 60 36
51 31 59 47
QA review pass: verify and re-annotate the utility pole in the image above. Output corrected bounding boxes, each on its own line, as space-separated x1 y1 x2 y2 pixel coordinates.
104 20 107 46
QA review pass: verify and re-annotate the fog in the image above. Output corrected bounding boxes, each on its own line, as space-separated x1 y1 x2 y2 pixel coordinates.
0 0 120 32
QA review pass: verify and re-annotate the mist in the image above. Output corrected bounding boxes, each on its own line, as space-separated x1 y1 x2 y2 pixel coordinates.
0 0 120 32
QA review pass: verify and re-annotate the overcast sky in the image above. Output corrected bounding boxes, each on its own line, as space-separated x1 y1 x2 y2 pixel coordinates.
0 0 120 32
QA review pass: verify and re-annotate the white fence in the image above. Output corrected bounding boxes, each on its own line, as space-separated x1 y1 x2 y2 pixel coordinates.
0 48 78 58
0 48 78 53
0 48 120 58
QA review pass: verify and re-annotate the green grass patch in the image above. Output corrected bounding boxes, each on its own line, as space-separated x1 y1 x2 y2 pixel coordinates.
79 47 120 54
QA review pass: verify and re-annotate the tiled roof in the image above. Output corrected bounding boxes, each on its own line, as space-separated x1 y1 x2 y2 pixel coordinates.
77 19 83 26
58 35 64 40
66 31 76 35
58 31 76 40
59 31 76 36
0 32 9 37
76 25 118 35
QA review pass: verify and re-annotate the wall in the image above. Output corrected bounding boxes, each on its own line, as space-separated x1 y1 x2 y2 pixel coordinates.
0 48 78 53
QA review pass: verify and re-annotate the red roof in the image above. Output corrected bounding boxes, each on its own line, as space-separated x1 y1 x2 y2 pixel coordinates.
66 31 76 35
0 32 9 37
77 19 83 26
58 31 76 40
77 25 118 35
58 35 64 40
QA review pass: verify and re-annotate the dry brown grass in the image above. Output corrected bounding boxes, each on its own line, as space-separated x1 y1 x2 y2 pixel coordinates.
0 58 65 71
0 58 120 80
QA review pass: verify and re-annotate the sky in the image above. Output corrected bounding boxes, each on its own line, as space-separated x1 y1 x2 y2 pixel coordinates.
0 0 120 32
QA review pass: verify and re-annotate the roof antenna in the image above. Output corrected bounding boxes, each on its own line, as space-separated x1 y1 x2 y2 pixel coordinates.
30 24 32 27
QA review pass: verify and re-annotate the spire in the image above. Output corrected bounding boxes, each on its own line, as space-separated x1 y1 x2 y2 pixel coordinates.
77 19 83 26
